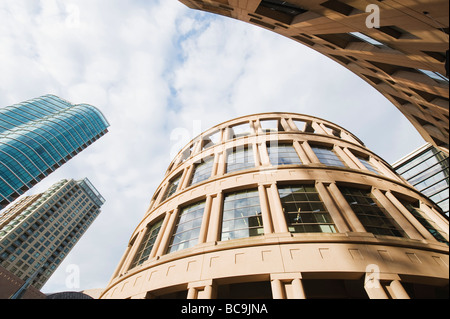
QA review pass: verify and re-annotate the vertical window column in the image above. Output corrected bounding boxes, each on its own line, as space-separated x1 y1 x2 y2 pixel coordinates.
327 183 366 232
315 182 350 233
258 184 274 234
292 141 312 164
206 192 223 243
267 184 289 233
371 188 422 240
198 195 214 244
155 209 179 257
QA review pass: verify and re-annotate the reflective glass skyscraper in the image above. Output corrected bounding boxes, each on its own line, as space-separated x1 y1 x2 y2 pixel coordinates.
0 95 109 209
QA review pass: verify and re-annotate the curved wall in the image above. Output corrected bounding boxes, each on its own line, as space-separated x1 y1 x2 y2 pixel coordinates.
101 112 449 299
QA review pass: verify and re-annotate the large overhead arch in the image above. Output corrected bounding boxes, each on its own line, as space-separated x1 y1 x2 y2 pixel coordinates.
179 0 449 154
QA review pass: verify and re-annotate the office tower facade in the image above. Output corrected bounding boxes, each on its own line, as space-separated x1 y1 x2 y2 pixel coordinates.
0 94 110 209
101 113 448 299
179 0 449 154
393 143 449 216
0 178 105 290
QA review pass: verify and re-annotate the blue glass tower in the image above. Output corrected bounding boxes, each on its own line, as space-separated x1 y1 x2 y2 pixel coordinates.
0 95 109 208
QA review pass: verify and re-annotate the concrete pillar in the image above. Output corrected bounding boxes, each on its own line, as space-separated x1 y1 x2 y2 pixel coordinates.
384 191 436 241
150 213 172 259
198 195 214 244
271 279 285 299
372 188 423 240
327 183 366 233
293 140 311 164
268 183 289 233
258 184 274 234
315 182 350 233
155 209 178 257
389 280 410 299
207 192 223 242
291 278 306 299
301 141 320 164
365 279 389 299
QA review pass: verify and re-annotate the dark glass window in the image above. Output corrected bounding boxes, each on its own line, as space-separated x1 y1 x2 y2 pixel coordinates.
130 219 163 269
278 185 336 233
161 174 181 202
400 200 448 245
221 189 263 241
356 155 379 174
167 201 205 253
339 187 406 237
190 156 214 186
312 145 345 167
226 146 254 173
259 0 307 16
267 143 301 165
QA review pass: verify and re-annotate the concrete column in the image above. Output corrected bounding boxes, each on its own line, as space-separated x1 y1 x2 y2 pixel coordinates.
342 147 367 170
293 140 311 164
420 202 449 238
271 279 285 299
301 141 320 164
315 182 350 233
389 280 410 299
291 278 306 299
372 188 423 240
155 209 178 257
187 287 197 299
180 165 194 190
365 280 389 299
111 242 134 279
258 184 274 234
150 213 172 258
327 183 366 233
198 195 214 244
258 142 271 166
119 230 145 274
268 183 289 233
334 146 359 169
385 191 436 241
207 192 223 242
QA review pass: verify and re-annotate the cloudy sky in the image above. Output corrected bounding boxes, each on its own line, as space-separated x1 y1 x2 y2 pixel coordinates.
0 0 426 294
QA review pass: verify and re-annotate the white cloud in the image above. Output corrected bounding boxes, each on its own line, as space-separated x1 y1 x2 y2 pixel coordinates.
0 0 426 294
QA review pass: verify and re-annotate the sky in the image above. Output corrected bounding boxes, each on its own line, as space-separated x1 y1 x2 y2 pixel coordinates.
0 0 426 294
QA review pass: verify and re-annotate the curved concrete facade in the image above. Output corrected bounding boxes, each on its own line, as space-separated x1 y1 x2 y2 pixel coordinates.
101 113 449 299
179 0 449 154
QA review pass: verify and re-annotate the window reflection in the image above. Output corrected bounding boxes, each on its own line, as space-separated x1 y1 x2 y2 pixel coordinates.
190 156 214 186
267 143 301 165
312 145 345 167
278 185 336 233
226 146 254 173
340 187 406 237
221 190 263 241
167 201 205 253
130 219 163 269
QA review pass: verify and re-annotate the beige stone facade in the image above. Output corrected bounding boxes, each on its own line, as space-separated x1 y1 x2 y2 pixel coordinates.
100 113 449 299
179 0 449 154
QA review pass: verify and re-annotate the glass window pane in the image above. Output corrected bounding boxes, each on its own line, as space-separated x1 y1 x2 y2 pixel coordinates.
226 146 254 173
189 156 214 186
267 143 302 166
339 187 406 238
167 201 206 254
221 189 263 241
129 219 163 269
311 146 345 167
278 185 336 234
